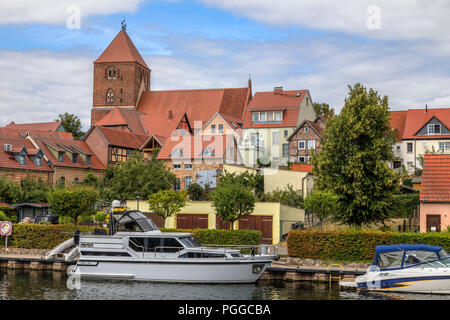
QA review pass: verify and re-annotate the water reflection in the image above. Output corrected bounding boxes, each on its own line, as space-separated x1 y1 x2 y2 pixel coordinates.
0 270 449 300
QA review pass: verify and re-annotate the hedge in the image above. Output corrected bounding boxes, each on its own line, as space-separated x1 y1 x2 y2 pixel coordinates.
0 225 261 250
287 229 450 262
0 224 106 249
161 228 262 245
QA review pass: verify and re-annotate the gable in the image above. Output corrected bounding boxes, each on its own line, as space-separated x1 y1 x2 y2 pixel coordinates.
415 116 450 136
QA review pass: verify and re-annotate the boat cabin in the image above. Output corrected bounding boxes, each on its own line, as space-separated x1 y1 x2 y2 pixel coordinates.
372 244 450 271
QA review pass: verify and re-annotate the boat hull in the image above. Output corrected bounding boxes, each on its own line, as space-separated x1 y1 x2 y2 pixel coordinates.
354 269 450 294
71 258 272 283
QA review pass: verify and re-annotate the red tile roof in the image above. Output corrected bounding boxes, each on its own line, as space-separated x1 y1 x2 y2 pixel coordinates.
289 163 314 173
137 87 250 127
94 30 149 69
28 133 104 170
140 112 188 138
391 108 450 140
421 154 450 202
243 90 307 129
95 108 146 135
94 125 149 150
157 134 235 160
6 121 63 132
0 136 52 172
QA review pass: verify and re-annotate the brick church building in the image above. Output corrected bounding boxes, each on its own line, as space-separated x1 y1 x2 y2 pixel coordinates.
83 25 251 190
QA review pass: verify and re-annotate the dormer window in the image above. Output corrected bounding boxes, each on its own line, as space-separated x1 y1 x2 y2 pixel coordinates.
252 111 282 123
428 124 441 135
19 154 26 165
86 155 91 165
72 153 78 164
171 148 183 157
202 147 214 157
58 152 64 162
35 156 42 166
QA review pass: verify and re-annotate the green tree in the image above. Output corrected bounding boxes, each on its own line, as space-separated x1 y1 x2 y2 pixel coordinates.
219 171 264 198
210 183 256 230
0 176 20 204
55 112 85 140
187 183 204 201
313 102 335 118
311 83 399 228
82 172 100 187
259 185 304 209
47 186 99 225
15 177 50 204
303 191 338 230
104 152 176 202
148 190 188 224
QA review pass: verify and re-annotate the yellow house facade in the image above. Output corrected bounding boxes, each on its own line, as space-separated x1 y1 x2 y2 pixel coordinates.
126 200 305 244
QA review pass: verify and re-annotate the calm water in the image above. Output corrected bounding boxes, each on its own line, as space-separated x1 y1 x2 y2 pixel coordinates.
0 269 448 300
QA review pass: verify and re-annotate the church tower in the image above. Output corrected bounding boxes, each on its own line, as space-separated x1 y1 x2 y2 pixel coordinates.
91 25 151 125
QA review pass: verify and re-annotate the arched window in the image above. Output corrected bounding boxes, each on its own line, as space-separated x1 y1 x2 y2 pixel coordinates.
106 89 114 104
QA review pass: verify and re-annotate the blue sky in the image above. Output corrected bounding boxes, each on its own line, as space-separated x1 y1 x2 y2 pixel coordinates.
1 0 450 129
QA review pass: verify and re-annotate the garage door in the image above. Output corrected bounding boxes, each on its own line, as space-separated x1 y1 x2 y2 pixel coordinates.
176 214 209 229
216 216 231 230
238 215 273 244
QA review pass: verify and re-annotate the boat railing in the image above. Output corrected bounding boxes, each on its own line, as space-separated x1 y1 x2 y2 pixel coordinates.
129 238 145 257
202 244 278 257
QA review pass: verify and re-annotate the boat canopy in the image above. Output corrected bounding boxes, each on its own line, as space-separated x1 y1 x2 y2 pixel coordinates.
372 244 447 271
112 210 159 233
375 244 443 253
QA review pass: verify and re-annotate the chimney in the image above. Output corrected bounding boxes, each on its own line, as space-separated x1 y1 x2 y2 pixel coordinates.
274 86 283 95
168 110 173 120
425 104 428 113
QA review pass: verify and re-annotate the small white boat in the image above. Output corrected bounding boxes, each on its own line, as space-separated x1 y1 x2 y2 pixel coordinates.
340 244 450 294
67 210 279 283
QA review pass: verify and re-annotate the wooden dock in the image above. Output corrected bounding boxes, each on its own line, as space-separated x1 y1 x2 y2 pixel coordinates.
0 255 75 271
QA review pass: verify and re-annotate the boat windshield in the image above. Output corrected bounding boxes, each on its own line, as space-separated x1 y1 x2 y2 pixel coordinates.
113 211 159 232
178 236 201 247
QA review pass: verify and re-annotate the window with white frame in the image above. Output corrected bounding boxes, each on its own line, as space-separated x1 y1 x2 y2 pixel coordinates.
428 124 441 134
298 156 306 163
308 140 316 150
298 140 306 149
211 125 216 134
251 111 282 123
218 124 223 133
173 164 181 170
407 142 413 153
282 144 289 156
439 142 450 152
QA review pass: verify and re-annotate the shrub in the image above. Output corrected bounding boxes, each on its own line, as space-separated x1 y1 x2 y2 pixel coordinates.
0 211 9 221
39 220 51 225
0 224 107 249
287 229 450 262
94 211 107 223
187 183 204 201
161 228 262 245
390 193 420 218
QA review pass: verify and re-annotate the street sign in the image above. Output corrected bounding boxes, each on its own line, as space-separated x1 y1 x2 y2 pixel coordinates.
0 221 12 236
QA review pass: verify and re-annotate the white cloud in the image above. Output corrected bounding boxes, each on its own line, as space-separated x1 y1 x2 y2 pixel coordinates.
198 0 450 44
0 0 145 25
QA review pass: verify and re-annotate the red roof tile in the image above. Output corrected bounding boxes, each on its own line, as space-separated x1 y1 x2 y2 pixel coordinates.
137 87 250 127
391 108 450 140
157 134 235 160
289 163 314 173
6 121 63 132
94 30 149 69
95 125 148 150
139 112 188 138
421 154 450 202
28 133 104 170
96 108 146 135
243 90 308 129
0 136 52 172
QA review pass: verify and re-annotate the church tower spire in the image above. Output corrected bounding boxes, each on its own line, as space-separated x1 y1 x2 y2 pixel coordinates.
91 26 151 125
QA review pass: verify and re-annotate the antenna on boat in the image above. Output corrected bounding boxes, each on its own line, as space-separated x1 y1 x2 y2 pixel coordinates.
109 200 121 235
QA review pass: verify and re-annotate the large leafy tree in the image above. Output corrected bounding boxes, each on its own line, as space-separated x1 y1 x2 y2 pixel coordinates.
210 183 256 230
0 176 20 204
148 190 188 225
16 177 50 203
104 152 176 202
311 83 399 227
47 185 99 225
55 112 85 140
313 102 335 118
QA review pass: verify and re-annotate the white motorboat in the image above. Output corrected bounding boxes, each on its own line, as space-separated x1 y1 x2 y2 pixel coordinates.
66 210 279 283
340 244 450 294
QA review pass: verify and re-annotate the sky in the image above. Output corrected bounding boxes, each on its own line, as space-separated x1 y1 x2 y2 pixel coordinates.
1 0 450 130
